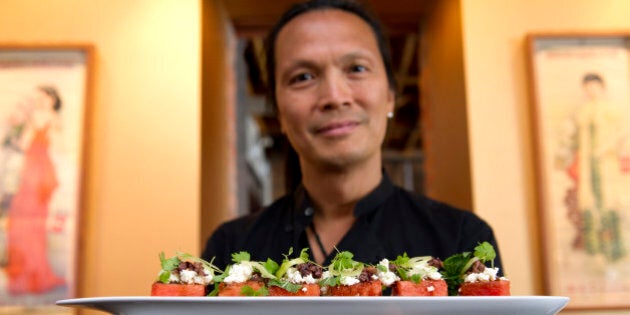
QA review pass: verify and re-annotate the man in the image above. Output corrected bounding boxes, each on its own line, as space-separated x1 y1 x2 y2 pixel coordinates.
202 0 503 271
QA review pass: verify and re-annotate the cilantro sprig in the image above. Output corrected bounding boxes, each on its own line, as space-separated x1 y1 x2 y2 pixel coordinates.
320 250 364 287
329 251 364 276
158 252 181 283
474 242 496 268
441 242 498 296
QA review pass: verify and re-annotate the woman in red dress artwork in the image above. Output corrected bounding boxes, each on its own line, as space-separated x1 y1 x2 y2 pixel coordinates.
5 86 65 294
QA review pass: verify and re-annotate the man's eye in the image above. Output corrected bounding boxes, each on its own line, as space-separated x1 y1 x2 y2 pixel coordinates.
349 65 367 73
289 73 314 84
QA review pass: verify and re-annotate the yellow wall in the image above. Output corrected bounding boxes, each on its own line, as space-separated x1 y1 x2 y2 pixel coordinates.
200 0 239 249
0 0 203 311
421 0 474 211
461 0 630 313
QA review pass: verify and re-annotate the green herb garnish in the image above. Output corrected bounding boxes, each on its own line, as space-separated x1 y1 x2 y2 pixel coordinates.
268 248 317 293
318 275 339 287
157 252 181 283
441 242 498 295
474 242 496 268
389 253 435 283
275 248 311 278
232 251 251 263
268 279 303 293
319 250 365 287
264 258 280 275
328 251 363 277
160 252 181 270
240 285 269 296
208 284 220 296
229 251 277 280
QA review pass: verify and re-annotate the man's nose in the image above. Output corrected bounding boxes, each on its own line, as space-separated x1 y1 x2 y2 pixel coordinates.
317 71 352 111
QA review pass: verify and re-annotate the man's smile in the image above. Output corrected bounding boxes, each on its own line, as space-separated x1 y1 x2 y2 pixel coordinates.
314 120 361 137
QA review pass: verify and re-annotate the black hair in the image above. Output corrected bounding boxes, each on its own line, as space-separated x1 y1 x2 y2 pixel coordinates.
264 0 397 111
38 85 62 112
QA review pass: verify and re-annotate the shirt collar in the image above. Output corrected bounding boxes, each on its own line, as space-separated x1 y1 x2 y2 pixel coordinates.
290 171 395 222
353 171 395 217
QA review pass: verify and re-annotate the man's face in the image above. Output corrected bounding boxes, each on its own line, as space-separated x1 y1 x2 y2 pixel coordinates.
274 9 394 170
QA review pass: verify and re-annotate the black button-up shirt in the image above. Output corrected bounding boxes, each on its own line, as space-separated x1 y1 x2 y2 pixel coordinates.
202 174 504 272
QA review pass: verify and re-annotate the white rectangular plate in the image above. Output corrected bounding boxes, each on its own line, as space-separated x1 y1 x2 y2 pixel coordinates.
57 296 569 315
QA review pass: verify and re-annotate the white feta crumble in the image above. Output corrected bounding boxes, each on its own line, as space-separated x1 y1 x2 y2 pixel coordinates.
179 269 198 284
376 259 400 286
464 273 476 283
406 261 442 281
192 268 213 285
464 267 501 283
223 262 254 284
201 267 214 284
165 271 180 283
178 268 213 285
162 266 213 285
427 285 435 292
301 287 308 292
286 268 317 284
340 276 360 286
427 271 442 280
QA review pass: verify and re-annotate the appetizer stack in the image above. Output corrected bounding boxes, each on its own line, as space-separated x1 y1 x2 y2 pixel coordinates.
441 242 510 296
151 252 221 296
319 251 382 296
151 242 509 297
269 248 323 296
386 254 448 296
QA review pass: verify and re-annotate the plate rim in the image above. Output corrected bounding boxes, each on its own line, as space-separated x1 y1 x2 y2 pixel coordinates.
57 295 570 305
57 295 570 315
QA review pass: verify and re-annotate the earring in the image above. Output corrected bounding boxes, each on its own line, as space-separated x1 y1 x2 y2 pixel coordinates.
387 112 394 119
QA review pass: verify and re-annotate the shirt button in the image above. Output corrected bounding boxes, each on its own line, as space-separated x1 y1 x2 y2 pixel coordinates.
304 207 314 216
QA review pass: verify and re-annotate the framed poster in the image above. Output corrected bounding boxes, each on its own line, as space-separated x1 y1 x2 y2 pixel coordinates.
527 33 630 309
0 45 93 313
